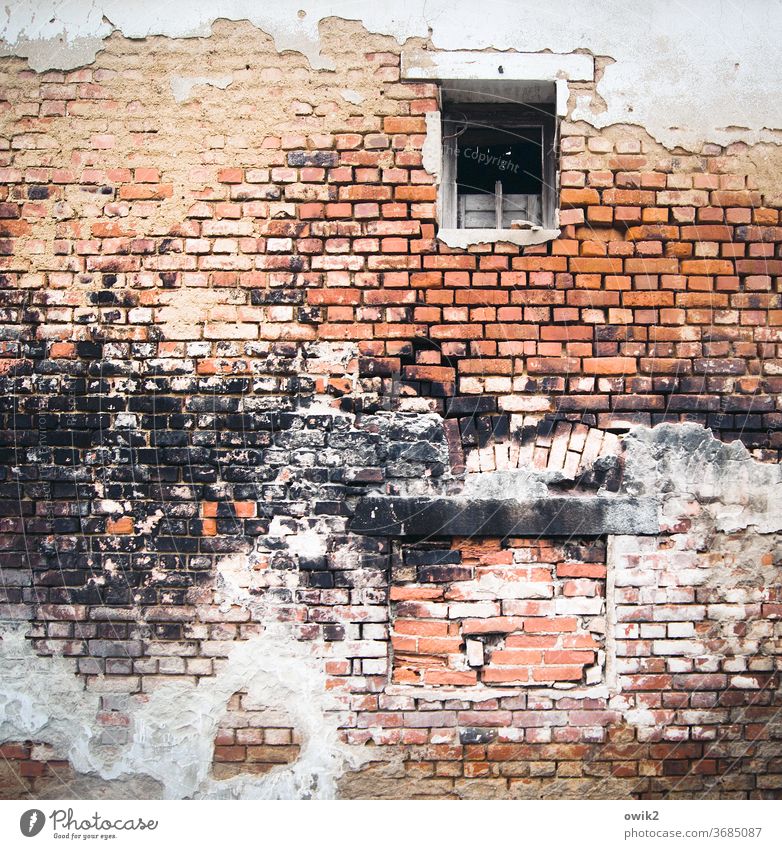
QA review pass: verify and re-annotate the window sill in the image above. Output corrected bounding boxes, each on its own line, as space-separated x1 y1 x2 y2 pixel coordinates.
436 226 560 249
385 683 613 702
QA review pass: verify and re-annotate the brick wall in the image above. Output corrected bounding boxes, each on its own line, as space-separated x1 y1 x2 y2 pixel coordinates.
390 538 606 687
1 20 781 799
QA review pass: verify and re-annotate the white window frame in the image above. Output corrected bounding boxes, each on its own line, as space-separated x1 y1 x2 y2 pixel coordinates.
403 49 594 248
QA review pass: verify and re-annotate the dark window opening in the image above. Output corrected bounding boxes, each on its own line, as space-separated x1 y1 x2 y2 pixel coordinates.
441 102 556 230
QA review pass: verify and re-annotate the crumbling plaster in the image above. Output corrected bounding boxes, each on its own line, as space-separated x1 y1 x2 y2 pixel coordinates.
2 424 780 797
0 616 362 799
2 0 781 151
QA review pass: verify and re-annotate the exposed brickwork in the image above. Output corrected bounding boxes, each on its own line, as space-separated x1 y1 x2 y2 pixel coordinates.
390 538 606 687
1 20 781 800
447 415 624 479
212 695 302 779
1 24 781 458
0 742 71 798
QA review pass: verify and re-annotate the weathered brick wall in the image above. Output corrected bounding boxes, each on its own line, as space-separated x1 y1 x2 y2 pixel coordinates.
390 538 607 687
1 20 781 800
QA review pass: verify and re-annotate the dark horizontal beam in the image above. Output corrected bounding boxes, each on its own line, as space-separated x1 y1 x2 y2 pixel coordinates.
350 496 658 538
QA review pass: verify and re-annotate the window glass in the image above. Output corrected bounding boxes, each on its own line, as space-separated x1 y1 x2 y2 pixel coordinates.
456 126 543 196
441 101 556 231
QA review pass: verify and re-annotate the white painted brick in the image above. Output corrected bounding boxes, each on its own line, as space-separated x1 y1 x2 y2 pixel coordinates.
362 658 388 675
667 622 696 638
748 657 774 671
615 569 657 587
448 601 500 619
465 639 484 667
652 639 704 655
652 605 706 621
362 624 388 640
663 726 689 741
555 597 604 615
707 604 747 619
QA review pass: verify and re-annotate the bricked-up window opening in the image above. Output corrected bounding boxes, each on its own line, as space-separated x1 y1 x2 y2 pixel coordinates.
441 102 557 230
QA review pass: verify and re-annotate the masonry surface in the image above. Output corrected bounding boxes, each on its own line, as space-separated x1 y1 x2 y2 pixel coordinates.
1 6 781 800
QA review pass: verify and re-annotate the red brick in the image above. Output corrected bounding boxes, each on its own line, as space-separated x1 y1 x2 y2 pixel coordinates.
523 618 578 633
582 357 637 375
561 188 601 206
106 516 133 534
532 666 584 682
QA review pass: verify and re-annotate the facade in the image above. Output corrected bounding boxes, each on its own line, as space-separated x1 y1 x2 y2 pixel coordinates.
1 1 781 799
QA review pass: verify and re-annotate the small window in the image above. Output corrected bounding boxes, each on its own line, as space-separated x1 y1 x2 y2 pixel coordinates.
440 100 557 233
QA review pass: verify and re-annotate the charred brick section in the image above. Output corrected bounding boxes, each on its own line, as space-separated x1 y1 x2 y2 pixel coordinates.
351 495 659 537
0 396 448 664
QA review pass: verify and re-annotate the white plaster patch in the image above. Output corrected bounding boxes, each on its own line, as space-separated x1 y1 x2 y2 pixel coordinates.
0 619 362 799
623 708 656 726
0 626 101 756
339 88 364 105
2 1 782 149
215 553 255 611
402 48 594 82
284 527 328 558
421 111 442 181
437 227 561 249
134 628 361 799
170 74 233 103
623 424 782 534
555 78 569 117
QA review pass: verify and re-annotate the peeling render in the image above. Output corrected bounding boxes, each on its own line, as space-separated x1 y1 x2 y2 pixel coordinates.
0 620 361 799
623 424 782 535
435 227 562 249
2 0 782 150
169 75 234 105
